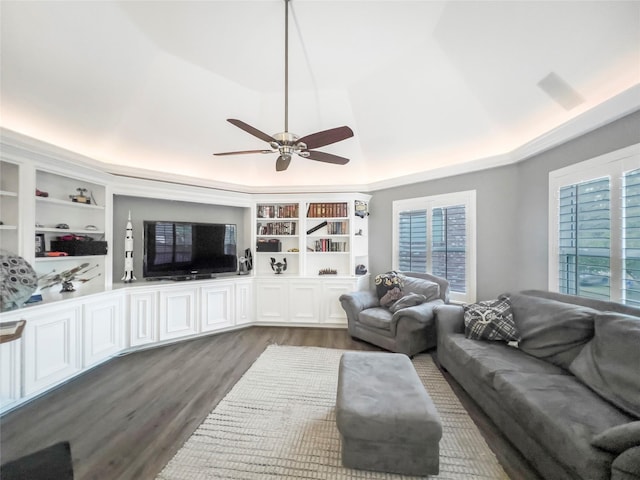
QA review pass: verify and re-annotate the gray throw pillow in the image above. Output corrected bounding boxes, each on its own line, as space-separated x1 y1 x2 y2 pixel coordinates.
506 293 598 369
379 287 403 307
401 276 440 302
569 312 640 417
463 298 520 342
592 422 640 454
569 312 640 418
388 293 427 313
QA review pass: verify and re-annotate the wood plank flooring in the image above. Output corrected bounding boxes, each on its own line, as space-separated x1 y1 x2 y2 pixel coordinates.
0 327 542 480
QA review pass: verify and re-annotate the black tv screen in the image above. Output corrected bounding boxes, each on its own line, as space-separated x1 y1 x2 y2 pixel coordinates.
143 221 237 278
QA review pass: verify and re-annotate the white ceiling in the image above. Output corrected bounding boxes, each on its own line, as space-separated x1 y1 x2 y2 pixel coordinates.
1 1 639 192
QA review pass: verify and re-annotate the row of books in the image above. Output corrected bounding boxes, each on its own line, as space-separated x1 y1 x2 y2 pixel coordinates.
257 221 297 235
307 202 348 218
308 239 349 252
257 204 299 219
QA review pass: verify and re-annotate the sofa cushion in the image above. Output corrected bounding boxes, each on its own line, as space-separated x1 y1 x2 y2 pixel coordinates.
440 333 568 385
592 421 640 454
401 276 440 302
388 293 426 313
463 298 520 342
569 312 640 418
358 307 393 332
506 292 598 369
612 446 640 478
493 371 632 480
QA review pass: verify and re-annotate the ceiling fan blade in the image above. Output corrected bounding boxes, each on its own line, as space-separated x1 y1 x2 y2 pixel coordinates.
297 126 354 150
276 155 292 171
213 149 274 156
227 119 277 144
304 150 350 165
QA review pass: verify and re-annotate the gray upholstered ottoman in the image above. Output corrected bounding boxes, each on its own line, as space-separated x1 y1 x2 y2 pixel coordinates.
336 352 442 476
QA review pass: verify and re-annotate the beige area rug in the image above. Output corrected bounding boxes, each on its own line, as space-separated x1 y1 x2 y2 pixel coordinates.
156 345 508 479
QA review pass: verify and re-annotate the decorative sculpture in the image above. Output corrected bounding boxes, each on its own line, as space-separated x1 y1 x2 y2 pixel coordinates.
39 263 100 293
0 251 38 311
270 257 287 274
121 211 136 283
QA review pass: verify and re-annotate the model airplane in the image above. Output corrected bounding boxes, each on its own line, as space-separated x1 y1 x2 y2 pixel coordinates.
39 262 101 292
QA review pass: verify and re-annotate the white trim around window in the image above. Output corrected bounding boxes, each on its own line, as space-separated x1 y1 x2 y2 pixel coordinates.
392 190 477 303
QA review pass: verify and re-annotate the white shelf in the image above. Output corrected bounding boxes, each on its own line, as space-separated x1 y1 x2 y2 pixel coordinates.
0 190 17 197
36 197 105 210
36 227 105 235
0 225 17 230
35 255 106 262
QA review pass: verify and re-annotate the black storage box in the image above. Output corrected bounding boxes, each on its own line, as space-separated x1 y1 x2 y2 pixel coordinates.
256 239 281 252
50 240 108 256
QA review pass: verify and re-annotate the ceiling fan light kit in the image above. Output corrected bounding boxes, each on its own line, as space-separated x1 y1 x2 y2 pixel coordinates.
214 0 353 171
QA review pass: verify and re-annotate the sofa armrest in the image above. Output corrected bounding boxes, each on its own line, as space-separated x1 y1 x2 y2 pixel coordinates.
391 299 443 328
434 304 465 336
339 291 380 336
612 446 640 480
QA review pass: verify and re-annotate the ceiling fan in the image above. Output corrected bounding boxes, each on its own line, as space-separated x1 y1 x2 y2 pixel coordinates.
213 0 354 172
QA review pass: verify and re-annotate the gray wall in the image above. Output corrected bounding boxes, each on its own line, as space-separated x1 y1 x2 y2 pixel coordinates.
112 195 246 282
369 110 640 300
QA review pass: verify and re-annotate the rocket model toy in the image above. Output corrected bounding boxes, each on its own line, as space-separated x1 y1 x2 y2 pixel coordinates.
122 211 136 283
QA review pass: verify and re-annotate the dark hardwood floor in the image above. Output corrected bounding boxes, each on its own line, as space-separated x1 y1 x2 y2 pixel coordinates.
0 327 542 480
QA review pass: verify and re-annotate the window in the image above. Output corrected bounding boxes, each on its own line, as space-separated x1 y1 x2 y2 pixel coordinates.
393 190 476 303
549 144 640 305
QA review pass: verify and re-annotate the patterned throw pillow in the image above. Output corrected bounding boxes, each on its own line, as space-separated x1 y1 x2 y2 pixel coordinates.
464 298 520 342
374 271 404 300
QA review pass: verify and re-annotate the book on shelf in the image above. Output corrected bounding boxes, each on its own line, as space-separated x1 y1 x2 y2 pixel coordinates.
306 202 348 218
310 238 348 252
257 204 299 219
257 221 296 235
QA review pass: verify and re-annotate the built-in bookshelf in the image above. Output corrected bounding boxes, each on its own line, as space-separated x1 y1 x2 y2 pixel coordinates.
254 196 369 278
0 160 20 255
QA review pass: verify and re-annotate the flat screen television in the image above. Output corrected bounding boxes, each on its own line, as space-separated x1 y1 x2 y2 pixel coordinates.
143 221 237 279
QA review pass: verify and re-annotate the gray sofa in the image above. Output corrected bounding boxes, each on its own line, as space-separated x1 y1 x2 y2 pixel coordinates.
435 290 640 480
339 272 449 356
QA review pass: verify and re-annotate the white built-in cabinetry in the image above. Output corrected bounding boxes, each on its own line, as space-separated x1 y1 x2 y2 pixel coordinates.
0 131 370 414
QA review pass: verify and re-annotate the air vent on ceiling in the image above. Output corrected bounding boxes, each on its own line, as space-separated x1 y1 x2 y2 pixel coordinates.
537 72 585 111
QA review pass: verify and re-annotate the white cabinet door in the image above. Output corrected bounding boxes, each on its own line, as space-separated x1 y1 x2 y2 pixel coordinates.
158 287 198 340
83 294 124 368
0 340 22 410
256 279 288 323
235 279 254 325
200 283 234 332
24 305 81 396
289 280 321 323
321 280 355 325
129 290 157 347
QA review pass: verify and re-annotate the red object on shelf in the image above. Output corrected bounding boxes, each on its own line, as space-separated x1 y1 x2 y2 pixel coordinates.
46 251 69 257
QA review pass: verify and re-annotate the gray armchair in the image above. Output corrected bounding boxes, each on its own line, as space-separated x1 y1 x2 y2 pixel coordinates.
339 272 450 356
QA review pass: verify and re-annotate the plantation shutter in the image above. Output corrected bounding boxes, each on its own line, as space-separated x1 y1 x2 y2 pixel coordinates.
432 205 466 293
558 177 610 300
398 210 427 272
623 168 640 306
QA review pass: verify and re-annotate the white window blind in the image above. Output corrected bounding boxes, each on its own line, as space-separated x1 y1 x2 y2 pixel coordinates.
624 168 640 306
393 191 476 303
549 143 640 305
398 210 427 272
558 178 611 300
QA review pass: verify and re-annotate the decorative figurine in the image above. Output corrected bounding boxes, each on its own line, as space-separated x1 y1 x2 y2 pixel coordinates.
70 187 90 204
270 257 287 274
38 262 100 293
121 211 136 283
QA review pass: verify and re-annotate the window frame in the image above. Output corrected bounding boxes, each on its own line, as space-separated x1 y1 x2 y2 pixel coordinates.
548 143 640 303
392 190 476 303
